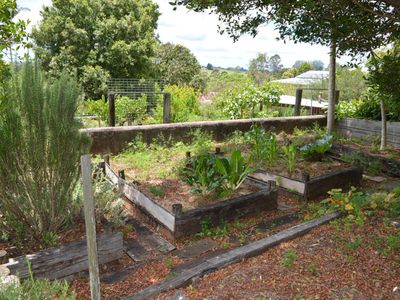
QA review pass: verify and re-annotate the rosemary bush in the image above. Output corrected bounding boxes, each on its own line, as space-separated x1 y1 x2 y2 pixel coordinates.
0 62 90 243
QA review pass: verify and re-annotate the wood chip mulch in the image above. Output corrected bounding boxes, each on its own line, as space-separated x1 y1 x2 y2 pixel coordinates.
159 220 400 300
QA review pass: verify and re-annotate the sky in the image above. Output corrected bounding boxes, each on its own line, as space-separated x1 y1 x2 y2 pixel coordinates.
15 0 349 69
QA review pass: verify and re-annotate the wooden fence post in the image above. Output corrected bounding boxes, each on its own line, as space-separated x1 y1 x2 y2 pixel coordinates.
163 93 171 124
335 90 340 104
81 155 101 300
294 88 303 116
108 94 115 127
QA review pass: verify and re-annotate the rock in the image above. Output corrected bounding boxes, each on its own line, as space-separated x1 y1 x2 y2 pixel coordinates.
363 174 387 183
165 290 186 300
0 275 20 292
0 266 10 278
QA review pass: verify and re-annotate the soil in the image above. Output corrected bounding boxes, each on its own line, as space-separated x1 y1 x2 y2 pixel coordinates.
263 156 351 180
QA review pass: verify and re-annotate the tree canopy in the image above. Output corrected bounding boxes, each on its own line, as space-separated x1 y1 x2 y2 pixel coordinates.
156 42 201 85
0 0 28 78
32 0 160 99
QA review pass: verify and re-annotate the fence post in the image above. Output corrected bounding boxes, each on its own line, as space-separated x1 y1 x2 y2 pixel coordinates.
294 88 303 116
108 94 115 127
81 155 101 300
163 93 171 124
335 90 340 104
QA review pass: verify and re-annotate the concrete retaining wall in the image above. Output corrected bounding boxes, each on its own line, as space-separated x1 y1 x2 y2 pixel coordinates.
83 115 326 154
336 118 400 147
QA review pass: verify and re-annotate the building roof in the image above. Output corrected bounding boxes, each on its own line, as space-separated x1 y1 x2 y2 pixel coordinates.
279 95 328 109
273 70 329 85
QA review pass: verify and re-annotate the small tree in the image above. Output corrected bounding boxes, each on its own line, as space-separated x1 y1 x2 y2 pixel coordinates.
0 62 90 244
366 44 400 150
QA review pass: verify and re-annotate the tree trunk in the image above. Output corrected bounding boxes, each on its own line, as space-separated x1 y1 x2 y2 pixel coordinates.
327 40 337 134
380 99 387 150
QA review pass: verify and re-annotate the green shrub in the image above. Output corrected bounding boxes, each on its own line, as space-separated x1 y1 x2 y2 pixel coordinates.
300 134 333 161
115 95 148 125
245 125 278 166
0 62 90 244
165 85 201 122
335 99 365 120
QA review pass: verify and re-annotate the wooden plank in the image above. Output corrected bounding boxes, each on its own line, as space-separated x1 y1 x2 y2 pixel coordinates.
81 155 101 300
174 189 277 238
3 232 123 280
104 163 175 231
122 212 340 300
250 171 305 194
306 167 363 199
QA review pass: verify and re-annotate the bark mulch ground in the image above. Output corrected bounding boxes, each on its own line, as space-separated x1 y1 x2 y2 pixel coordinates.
159 219 400 300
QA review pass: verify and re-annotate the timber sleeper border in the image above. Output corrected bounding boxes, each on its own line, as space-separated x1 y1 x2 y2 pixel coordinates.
250 165 363 200
104 162 278 239
122 212 341 300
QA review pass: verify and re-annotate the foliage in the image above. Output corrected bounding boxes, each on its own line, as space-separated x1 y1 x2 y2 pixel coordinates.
0 0 29 79
181 153 223 196
321 187 400 224
248 53 269 86
335 99 365 120
282 144 297 174
219 82 281 119
156 42 201 86
300 134 333 161
215 150 252 194
115 96 148 125
32 0 159 99
245 125 278 166
153 85 201 123
0 62 90 243
336 67 367 102
80 97 108 126
366 44 400 122
182 150 251 197
280 249 297 268
93 175 127 227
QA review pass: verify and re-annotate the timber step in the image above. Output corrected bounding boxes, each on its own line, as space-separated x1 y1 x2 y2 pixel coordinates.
124 218 176 262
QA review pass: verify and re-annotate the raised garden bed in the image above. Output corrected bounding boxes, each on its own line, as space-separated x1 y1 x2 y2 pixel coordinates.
250 165 363 200
331 143 400 177
104 163 278 239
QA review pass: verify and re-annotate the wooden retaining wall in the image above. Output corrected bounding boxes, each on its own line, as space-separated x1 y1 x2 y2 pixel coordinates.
2 232 123 280
84 115 326 154
250 166 363 200
331 144 400 177
336 118 400 147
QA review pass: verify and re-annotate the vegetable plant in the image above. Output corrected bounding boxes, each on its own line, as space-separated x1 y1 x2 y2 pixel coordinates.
245 125 278 166
215 150 252 194
300 134 333 161
181 153 223 196
282 144 297 174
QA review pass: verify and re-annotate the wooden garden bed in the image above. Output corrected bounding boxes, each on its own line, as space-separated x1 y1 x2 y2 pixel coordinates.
104 163 278 239
250 165 363 200
330 143 400 177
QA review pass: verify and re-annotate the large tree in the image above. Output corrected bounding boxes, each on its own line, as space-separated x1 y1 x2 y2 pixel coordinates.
172 0 399 132
156 42 201 85
32 0 159 99
0 0 28 78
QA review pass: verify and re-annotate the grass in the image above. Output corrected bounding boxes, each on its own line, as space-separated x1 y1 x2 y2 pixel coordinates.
280 249 297 268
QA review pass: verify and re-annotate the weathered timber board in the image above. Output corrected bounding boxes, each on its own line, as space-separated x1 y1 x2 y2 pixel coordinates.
330 143 400 177
305 166 363 199
2 232 123 280
122 212 340 300
174 189 278 238
105 163 175 231
336 118 400 147
250 172 305 194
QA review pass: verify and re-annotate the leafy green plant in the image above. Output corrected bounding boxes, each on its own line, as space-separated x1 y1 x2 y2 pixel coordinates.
245 125 278 166
282 144 297 174
280 249 297 268
215 150 252 194
115 95 148 125
0 62 90 244
300 134 333 161
181 153 223 196
149 185 166 197
0 260 76 300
